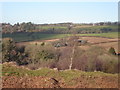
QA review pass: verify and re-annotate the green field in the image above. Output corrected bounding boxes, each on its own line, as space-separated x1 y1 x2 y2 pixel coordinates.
2 32 119 42
78 32 119 38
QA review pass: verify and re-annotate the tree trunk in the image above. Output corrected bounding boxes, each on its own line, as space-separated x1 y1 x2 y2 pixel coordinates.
69 45 75 70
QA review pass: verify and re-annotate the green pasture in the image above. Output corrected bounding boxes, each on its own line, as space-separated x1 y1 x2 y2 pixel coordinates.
2 32 118 42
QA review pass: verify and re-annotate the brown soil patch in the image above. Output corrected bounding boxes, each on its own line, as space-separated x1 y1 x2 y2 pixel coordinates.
2 76 65 88
72 75 118 88
79 41 119 53
2 75 118 88
43 39 59 42
80 37 119 44
16 39 60 46
93 42 119 53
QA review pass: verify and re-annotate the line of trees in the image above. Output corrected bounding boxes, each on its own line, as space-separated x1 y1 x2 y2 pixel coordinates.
2 21 118 34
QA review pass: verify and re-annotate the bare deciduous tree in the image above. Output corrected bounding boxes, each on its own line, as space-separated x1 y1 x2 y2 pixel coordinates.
68 35 79 70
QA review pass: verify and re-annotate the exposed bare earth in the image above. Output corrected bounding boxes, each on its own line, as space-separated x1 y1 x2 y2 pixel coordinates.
80 36 119 44
2 76 65 88
2 75 118 88
16 39 59 46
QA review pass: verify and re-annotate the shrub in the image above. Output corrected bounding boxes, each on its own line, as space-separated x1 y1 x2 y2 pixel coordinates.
97 54 118 73
109 47 116 55
2 38 29 65
16 45 25 53
25 44 59 68
2 38 17 62
41 42 45 46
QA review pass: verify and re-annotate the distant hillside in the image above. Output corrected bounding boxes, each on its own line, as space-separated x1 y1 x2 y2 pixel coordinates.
2 22 118 34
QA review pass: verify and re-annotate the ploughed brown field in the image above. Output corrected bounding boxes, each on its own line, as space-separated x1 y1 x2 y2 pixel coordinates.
16 36 119 53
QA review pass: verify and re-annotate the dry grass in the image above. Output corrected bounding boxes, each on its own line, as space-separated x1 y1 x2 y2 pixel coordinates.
80 37 118 44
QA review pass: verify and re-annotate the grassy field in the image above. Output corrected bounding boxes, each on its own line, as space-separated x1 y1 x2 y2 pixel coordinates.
2 32 119 42
79 32 119 38
2 33 69 42
38 25 118 31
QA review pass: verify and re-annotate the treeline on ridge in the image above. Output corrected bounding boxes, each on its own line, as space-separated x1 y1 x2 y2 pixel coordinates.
2 22 118 34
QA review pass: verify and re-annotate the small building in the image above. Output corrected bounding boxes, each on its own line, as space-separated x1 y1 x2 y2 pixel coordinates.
78 40 87 44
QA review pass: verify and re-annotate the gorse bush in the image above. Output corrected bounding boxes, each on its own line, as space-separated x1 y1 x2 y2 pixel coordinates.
109 47 116 55
38 50 55 60
2 38 29 65
24 43 60 69
2 38 16 62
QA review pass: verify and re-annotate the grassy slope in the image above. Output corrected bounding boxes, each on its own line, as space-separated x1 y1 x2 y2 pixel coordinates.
2 64 118 87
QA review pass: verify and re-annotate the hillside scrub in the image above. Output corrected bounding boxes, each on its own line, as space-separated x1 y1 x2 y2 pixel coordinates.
109 47 116 55
2 38 118 73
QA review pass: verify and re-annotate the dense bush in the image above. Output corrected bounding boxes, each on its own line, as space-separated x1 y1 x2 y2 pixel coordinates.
109 47 116 55
24 44 60 69
2 38 16 62
2 38 29 65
